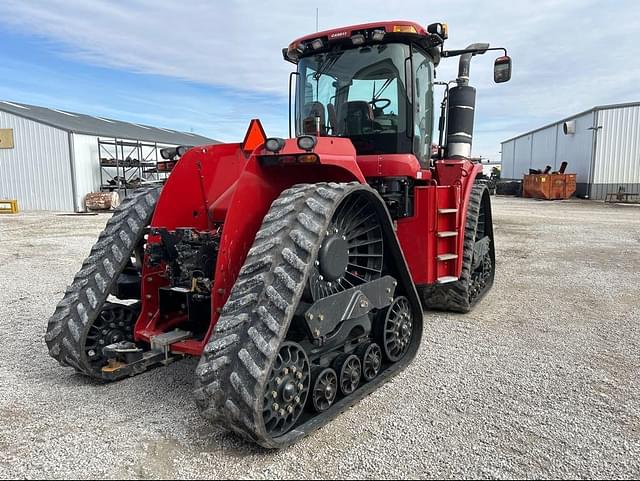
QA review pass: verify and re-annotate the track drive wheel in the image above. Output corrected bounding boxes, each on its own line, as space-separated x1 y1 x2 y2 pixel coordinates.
419 179 495 313
45 188 160 378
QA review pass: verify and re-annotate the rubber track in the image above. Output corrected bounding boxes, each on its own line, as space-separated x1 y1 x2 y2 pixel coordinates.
419 180 492 313
194 182 376 448
44 188 160 378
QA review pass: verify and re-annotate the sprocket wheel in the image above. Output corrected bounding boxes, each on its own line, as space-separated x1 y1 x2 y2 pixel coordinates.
262 342 311 437
309 192 383 300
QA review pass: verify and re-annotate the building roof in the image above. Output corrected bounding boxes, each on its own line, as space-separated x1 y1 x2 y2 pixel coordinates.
501 101 640 145
0 100 218 146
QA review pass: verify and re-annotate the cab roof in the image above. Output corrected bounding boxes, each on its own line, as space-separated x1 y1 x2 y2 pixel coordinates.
284 20 445 65
289 20 429 46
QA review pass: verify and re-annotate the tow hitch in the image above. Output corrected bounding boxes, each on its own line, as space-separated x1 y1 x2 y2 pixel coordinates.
101 329 192 381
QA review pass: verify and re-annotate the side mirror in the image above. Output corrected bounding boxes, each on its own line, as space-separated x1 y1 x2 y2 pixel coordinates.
494 55 512 83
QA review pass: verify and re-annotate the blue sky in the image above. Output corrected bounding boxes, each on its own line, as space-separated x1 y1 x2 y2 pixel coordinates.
0 25 288 142
1 0 639 160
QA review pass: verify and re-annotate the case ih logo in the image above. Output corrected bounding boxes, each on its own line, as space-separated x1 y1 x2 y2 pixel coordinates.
329 31 349 39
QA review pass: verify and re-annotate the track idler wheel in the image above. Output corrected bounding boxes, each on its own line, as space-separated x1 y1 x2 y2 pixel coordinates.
335 354 361 396
358 342 382 382
262 342 311 438
85 302 137 370
310 367 338 413
379 296 414 362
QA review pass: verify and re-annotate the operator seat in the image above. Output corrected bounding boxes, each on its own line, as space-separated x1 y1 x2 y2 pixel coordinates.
302 101 326 135
344 101 374 135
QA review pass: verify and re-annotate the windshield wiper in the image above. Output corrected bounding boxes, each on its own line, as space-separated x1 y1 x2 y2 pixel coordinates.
373 77 393 100
313 52 342 80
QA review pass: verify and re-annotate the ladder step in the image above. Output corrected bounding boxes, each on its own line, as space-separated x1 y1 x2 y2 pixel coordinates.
437 253 458 261
437 231 458 238
437 276 458 284
438 208 458 214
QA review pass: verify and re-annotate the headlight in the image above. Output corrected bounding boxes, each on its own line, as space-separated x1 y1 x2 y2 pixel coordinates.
297 135 317 151
265 137 286 153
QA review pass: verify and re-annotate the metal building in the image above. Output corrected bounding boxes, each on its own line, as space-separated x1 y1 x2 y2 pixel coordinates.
500 102 640 199
0 101 217 211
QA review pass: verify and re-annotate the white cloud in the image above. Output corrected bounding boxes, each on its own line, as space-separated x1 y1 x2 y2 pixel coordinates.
1 0 639 159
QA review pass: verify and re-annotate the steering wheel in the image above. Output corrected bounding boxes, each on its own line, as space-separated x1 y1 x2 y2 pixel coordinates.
370 98 391 110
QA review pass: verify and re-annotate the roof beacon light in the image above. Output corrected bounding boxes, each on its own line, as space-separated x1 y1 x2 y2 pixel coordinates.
393 25 417 33
351 33 365 45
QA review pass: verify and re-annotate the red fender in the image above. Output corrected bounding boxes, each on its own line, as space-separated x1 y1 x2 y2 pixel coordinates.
135 124 366 355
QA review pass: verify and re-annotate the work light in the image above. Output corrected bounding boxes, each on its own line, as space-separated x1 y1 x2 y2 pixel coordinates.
351 34 365 45
371 30 386 41
297 135 317 151
265 137 286 153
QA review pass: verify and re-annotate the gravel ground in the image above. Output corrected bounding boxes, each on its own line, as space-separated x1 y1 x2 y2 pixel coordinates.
0 197 638 479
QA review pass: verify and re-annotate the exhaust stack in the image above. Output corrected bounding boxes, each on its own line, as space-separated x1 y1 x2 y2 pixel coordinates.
445 43 489 159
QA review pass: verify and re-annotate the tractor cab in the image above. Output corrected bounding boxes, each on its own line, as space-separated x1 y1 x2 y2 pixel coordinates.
285 21 511 169
286 21 438 167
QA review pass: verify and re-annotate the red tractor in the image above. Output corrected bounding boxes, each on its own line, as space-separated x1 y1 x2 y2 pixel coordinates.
46 20 511 448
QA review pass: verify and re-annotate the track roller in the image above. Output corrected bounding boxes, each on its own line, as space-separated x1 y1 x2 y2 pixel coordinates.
358 342 382 382
310 367 338 412
335 354 361 396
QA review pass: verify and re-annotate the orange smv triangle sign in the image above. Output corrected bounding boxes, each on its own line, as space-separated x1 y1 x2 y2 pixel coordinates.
241 119 267 156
